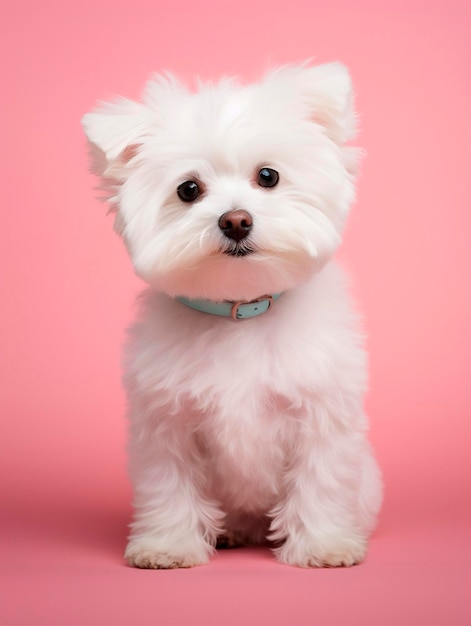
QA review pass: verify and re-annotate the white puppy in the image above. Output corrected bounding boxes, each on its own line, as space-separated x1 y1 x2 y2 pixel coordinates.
82 62 382 569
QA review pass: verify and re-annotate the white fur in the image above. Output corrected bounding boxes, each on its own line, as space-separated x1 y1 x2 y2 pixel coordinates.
82 62 382 568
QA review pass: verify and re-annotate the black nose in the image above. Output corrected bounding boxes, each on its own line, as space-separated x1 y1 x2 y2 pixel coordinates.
218 210 253 242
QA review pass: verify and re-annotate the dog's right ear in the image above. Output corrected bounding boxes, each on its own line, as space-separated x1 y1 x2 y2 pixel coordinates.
82 98 157 235
81 98 156 181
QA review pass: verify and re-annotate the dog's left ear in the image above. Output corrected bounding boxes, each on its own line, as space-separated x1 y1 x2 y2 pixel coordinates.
268 62 357 145
298 62 357 144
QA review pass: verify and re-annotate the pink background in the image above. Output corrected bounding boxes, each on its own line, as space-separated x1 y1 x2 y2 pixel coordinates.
1 0 470 624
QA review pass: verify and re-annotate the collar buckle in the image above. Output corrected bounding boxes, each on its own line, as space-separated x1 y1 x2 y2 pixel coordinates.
230 295 274 320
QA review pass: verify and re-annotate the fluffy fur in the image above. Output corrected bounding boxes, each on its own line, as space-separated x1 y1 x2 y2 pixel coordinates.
82 62 382 568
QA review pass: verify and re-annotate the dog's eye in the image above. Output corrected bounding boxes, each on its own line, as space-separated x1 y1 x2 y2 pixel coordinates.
257 167 279 188
177 180 201 203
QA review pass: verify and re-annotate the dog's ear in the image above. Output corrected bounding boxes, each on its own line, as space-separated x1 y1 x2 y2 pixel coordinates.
266 62 357 145
82 75 186 235
298 62 357 144
291 63 362 176
82 74 186 181
81 98 155 178
82 98 156 235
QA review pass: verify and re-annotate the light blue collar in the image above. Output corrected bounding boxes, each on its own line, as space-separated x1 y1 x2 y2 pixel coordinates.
176 293 282 320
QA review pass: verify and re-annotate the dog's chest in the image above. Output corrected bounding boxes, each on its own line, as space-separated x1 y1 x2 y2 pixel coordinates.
190 358 304 512
198 400 290 511
165 314 308 495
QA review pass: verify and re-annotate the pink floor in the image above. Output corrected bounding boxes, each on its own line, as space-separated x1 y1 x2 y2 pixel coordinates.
2 482 469 625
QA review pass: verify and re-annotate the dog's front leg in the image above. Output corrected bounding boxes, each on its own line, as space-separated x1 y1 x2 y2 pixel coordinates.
124 412 223 569
269 412 380 568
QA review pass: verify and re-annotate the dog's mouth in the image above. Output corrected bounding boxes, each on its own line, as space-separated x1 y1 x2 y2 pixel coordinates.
222 242 255 257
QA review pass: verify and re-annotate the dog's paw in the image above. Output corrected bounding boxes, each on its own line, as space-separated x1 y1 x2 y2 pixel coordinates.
125 540 212 569
275 536 367 568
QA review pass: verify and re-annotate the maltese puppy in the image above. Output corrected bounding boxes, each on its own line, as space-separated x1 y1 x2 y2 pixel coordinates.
82 62 382 569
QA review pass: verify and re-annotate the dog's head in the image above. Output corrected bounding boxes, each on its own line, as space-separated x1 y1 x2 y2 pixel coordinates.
82 63 361 301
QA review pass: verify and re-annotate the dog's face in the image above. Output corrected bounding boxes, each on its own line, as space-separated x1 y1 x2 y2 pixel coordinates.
83 63 360 300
